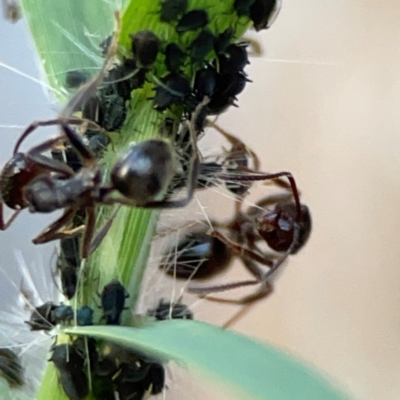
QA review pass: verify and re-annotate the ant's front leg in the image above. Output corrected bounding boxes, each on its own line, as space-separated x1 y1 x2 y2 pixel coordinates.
32 207 76 245
13 117 99 155
0 202 21 230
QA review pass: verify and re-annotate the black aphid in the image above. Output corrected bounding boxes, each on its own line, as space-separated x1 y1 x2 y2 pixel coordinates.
65 70 89 89
213 27 235 55
160 0 188 22
190 29 215 64
250 0 282 31
153 72 191 111
130 30 160 69
165 43 185 73
176 10 209 33
50 343 89 400
234 0 257 16
100 279 129 325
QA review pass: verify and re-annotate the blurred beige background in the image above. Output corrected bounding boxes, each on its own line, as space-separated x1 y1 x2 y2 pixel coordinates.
1 1 400 400
210 2 400 399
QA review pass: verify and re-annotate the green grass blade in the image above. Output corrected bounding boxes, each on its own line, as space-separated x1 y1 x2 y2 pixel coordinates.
66 321 351 400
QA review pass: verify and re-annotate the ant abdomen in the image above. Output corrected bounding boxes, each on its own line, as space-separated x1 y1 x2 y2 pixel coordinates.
161 230 232 280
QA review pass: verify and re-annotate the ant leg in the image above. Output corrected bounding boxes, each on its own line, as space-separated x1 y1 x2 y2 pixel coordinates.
25 137 75 177
206 283 274 329
13 117 100 155
206 120 261 171
217 171 302 220
81 206 96 259
88 206 121 256
0 203 21 230
48 225 85 241
60 124 95 166
188 229 279 295
61 11 121 117
32 208 76 245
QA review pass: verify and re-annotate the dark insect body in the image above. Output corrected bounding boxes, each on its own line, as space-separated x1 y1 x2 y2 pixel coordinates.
153 73 191 111
148 299 194 320
160 0 188 23
50 343 89 400
161 230 231 280
165 43 185 73
250 0 282 31
92 343 165 399
0 348 23 387
234 0 257 16
191 29 215 64
100 280 129 325
162 165 310 308
130 30 160 69
169 123 259 197
25 302 93 331
65 70 89 89
176 10 209 33
1 98 204 257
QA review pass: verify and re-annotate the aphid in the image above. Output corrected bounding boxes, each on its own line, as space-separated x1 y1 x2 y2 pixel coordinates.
76 305 94 326
165 43 185 73
194 67 217 99
100 279 129 325
176 10 209 33
25 301 57 331
2 0 20 23
218 43 249 74
148 299 194 320
65 70 90 89
234 0 257 17
130 30 160 69
25 302 93 330
170 122 259 196
213 27 235 55
50 343 89 400
160 0 188 22
0 348 24 387
153 72 191 111
190 29 215 64
250 0 282 31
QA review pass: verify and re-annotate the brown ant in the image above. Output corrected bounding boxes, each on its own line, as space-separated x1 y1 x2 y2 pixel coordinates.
161 174 311 326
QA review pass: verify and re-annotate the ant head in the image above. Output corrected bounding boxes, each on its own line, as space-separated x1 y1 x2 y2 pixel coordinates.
256 203 312 254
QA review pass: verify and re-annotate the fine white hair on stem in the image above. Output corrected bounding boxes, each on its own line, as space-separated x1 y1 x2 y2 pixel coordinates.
0 250 61 398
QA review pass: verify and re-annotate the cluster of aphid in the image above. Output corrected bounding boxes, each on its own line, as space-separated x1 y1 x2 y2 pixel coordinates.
0 1 312 399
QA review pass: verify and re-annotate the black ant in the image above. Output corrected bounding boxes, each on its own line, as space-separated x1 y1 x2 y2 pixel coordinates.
0 80 208 258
